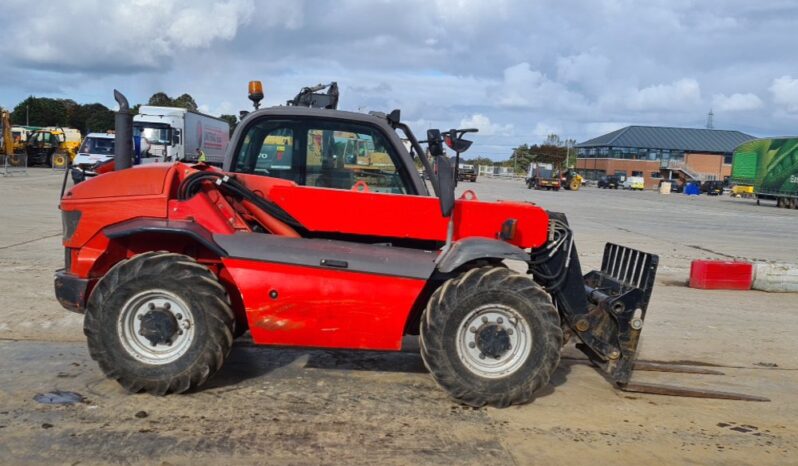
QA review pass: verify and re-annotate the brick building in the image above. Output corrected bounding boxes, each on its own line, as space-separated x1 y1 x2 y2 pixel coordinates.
575 126 754 189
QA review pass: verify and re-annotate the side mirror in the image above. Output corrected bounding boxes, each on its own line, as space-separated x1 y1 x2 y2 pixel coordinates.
436 154 455 217
427 129 443 157
173 129 181 145
444 130 473 153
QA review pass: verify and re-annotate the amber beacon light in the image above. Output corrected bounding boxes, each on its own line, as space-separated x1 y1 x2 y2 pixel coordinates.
248 81 264 110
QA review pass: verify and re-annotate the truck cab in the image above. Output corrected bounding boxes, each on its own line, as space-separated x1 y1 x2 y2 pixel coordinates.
225 106 427 195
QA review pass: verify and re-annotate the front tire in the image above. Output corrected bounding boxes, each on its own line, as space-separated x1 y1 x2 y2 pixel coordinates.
420 267 562 407
84 252 234 395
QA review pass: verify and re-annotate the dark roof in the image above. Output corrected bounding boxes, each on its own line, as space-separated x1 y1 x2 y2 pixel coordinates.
576 126 755 153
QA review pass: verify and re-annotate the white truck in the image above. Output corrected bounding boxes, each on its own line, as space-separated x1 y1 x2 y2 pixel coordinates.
134 106 230 165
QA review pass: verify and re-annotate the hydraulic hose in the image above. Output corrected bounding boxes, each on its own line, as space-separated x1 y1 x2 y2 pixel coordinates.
178 171 306 235
239 199 300 237
528 220 573 291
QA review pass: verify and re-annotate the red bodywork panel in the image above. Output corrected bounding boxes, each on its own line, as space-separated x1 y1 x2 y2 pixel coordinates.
61 164 550 351
223 258 426 350
236 174 550 249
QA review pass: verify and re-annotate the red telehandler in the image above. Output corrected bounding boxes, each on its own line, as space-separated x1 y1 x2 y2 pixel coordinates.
54 83 765 406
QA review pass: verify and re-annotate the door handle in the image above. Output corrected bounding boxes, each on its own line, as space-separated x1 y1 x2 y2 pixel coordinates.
320 258 348 268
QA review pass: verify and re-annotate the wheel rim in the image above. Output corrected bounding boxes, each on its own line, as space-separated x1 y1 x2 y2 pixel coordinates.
117 289 195 365
52 154 66 168
456 304 532 379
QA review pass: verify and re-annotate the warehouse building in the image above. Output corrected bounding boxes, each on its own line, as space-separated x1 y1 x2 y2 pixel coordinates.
575 126 754 188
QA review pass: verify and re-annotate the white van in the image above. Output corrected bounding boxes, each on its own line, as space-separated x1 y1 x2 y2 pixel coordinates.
71 133 116 183
622 176 645 190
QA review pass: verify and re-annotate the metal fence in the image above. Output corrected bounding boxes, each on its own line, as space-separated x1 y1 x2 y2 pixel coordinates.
477 165 525 180
1 153 28 176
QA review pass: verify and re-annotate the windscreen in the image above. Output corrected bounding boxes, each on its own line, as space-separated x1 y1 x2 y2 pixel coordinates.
135 125 171 145
79 137 115 155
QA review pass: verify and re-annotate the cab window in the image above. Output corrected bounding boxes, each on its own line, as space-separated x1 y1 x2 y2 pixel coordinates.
233 118 412 194
233 120 299 183
305 121 409 194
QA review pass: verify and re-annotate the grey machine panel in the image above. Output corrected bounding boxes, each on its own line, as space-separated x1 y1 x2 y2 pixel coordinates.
214 233 437 280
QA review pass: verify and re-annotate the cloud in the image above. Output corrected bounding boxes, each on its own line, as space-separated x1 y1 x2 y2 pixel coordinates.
712 93 763 112
2 0 257 73
3 0 798 158
493 63 587 111
532 122 562 140
626 78 702 111
556 52 611 93
769 76 798 112
459 114 513 136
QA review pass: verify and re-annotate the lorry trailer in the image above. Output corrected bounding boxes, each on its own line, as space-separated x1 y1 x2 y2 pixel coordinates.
134 106 230 165
731 138 798 208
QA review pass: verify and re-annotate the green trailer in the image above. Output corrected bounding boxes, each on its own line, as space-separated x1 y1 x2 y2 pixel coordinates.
731 138 798 208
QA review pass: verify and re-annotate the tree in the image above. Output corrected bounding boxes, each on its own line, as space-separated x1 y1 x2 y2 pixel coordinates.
147 92 172 107
219 114 238 135
82 103 115 133
508 140 570 174
65 103 114 134
544 133 562 147
510 144 534 174
11 96 68 127
147 92 198 111
461 156 495 167
173 94 198 111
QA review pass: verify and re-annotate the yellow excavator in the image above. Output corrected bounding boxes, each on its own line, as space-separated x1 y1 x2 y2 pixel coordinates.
1 110 13 157
0 110 27 168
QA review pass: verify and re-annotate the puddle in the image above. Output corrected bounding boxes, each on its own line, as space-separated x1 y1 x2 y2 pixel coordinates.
33 390 86 405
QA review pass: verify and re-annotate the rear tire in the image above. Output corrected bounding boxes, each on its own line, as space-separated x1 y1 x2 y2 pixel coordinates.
420 267 562 407
84 252 234 395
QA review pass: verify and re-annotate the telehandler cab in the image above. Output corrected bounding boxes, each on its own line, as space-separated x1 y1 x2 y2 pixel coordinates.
55 83 765 406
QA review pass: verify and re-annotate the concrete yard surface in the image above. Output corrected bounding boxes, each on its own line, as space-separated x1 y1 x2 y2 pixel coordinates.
0 169 796 465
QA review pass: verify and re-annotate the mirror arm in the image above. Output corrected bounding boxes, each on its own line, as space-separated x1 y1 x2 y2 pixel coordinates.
395 122 440 196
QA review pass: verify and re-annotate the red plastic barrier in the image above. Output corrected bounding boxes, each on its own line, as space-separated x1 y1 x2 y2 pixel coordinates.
689 260 753 290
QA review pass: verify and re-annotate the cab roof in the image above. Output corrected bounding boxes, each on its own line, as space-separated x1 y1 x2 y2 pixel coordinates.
244 105 390 126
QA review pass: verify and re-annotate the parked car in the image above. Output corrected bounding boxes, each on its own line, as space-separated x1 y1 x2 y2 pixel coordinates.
622 176 645 190
701 180 725 196
457 163 478 182
598 175 621 189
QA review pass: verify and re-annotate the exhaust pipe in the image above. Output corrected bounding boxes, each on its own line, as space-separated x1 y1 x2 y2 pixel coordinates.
113 89 132 171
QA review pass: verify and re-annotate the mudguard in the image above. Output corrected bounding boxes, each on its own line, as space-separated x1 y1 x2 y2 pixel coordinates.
436 237 529 273
103 218 226 256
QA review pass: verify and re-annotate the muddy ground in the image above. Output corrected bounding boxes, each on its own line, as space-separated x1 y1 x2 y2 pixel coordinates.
0 169 796 465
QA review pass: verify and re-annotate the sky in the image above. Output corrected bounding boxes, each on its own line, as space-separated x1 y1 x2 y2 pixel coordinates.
1 0 798 160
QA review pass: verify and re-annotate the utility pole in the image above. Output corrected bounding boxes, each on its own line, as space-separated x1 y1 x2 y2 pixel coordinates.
26 105 29 126
566 140 571 168
706 109 714 130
